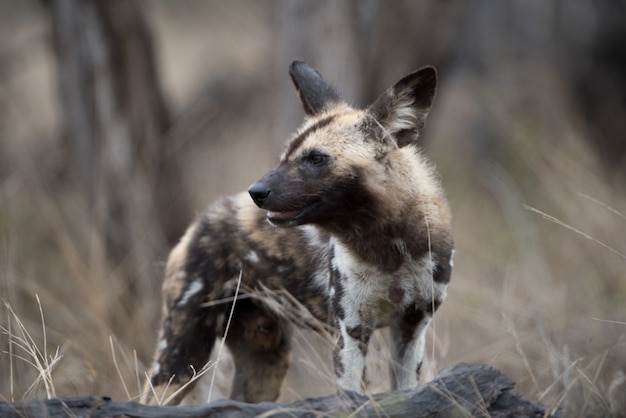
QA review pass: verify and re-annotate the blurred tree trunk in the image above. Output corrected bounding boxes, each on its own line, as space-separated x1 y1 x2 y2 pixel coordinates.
274 0 375 146
45 0 189 337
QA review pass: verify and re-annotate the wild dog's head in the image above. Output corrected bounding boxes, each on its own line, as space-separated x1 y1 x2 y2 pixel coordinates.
249 61 437 230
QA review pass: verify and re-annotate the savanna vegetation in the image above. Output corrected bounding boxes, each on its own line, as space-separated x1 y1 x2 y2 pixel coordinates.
1 1 624 417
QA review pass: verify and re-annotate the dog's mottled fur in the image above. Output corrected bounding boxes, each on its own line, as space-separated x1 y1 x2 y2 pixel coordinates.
141 61 454 405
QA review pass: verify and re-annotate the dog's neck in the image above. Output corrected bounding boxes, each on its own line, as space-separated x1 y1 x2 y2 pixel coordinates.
321 208 428 274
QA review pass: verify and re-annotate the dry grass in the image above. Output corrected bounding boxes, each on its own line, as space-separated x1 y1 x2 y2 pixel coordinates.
1 296 62 401
1 2 625 417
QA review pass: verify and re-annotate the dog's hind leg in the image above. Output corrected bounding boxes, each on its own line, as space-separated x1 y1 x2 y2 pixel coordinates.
225 298 291 402
141 219 232 405
141 280 223 405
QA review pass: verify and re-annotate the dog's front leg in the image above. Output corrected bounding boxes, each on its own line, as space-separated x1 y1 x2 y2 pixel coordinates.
389 304 432 390
333 318 373 393
329 246 374 393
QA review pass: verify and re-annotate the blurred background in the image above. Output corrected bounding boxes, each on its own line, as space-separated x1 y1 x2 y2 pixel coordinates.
1 1 625 416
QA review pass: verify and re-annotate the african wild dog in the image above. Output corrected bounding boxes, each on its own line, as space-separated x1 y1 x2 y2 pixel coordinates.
141 61 454 405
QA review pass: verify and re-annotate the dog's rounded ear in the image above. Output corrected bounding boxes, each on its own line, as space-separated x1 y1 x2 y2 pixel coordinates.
290 61 343 116
368 66 437 147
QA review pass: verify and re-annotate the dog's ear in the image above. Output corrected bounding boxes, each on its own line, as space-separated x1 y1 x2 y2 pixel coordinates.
290 61 342 116
368 66 437 147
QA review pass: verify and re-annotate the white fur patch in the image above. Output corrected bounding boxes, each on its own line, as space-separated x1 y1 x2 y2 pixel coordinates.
151 362 160 378
312 271 330 297
177 279 203 308
301 225 323 247
336 319 366 392
157 338 168 352
386 96 418 133
245 251 259 264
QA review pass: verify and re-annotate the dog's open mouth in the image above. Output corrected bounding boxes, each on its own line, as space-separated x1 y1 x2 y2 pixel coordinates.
266 200 319 227
267 209 299 225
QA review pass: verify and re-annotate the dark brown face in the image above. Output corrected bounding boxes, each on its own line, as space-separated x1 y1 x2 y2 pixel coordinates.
248 152 328 227
248 149 371 229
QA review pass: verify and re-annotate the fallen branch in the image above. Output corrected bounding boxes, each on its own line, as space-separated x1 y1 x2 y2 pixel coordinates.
0 363 559 417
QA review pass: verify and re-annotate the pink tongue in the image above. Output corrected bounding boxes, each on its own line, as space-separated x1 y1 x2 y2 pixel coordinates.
268 210 299 220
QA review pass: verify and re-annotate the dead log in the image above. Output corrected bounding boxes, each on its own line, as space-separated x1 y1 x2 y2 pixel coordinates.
0 363 559 417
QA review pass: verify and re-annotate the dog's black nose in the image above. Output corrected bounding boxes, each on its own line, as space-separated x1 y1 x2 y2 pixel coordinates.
248 182 271 207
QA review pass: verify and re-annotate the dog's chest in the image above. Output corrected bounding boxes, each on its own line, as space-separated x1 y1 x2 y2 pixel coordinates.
329 239 442 326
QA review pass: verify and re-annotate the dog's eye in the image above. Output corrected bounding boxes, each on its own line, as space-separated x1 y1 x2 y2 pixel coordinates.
306 152 328 166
